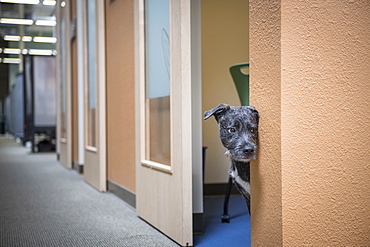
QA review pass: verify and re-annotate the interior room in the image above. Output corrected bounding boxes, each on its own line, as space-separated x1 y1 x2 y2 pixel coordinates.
195 0 251 245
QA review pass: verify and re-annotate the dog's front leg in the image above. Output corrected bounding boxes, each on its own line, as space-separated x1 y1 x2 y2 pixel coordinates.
230 160 251 214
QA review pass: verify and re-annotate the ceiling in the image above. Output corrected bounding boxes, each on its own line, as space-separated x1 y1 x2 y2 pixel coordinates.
0 1 56 39
0 1 57 64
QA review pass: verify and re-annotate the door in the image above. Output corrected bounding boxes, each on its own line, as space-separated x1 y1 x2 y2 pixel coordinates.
136 0 193 246
57 0 72 169
83 0 106 191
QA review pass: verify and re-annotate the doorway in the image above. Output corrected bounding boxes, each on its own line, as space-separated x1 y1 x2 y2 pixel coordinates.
197 0 251 245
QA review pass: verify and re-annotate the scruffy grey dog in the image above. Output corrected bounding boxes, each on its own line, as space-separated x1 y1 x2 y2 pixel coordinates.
204 104 259 214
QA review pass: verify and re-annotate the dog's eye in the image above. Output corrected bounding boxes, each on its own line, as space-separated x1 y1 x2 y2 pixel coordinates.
228 128 236 133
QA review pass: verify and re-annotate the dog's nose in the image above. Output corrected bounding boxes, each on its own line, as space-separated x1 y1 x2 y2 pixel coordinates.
243 148 254 154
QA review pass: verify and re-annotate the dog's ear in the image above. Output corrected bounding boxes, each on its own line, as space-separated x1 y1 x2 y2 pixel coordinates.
204 104 231 121
246 106 259 123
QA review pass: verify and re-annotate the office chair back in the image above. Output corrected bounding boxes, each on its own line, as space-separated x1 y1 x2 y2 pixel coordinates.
229 63 250 106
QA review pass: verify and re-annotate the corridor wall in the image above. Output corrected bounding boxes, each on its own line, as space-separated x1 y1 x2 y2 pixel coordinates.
250 0 370 245
105 0 136 194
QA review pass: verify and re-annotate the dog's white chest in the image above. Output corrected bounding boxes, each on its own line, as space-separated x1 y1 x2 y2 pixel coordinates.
229 168 250 195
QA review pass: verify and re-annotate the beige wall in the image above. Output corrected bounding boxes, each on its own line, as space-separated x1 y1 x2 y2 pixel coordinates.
202 0 249 184
250 0 283 244
250 0 370 245
71 0 79 165
105 0 136 192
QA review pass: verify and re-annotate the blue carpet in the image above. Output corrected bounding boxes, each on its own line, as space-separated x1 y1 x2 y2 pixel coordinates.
194 196 251 247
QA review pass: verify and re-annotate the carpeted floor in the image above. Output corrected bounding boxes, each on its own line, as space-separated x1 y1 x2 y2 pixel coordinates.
194 196 251 247
0 136 178 247
0 136 251 246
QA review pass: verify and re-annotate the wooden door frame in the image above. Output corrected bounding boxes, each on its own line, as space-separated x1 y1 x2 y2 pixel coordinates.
135 0 193 245
83 0 107 192
56 0 72 169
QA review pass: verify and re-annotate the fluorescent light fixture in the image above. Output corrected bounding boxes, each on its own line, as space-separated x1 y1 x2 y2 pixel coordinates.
3 58 21 64
29 49 53 56
4 35 21 41
0 0 39 4
35 20 56 26
4 48 21 54
33 36 57 43
43 0 55 5
0 18 33 25
22 36 32 42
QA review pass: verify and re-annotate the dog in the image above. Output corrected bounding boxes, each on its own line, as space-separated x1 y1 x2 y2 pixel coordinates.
204 103 259 214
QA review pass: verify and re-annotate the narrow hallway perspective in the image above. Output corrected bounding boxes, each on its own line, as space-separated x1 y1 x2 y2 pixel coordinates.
0 136 177 247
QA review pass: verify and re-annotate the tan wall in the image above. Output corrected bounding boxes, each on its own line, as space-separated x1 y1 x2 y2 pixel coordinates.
250 0 370 245
105 0 136 192
71 0 79 165
250 0 282 245
202 0 249 184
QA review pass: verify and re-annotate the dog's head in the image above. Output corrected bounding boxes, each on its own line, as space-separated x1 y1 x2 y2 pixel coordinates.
204 104 259 162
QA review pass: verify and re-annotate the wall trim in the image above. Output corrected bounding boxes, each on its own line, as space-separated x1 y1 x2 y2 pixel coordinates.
204 183 240 196
72 161 84 174
107 180 136 208
193 213 204 235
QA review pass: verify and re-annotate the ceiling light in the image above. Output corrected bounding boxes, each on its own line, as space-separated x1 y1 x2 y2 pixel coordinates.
0 0 39 4
4 35 21 41
3 58 21 64
22 36 32 42
23 49 28 54
61 1 65 7
35 20 56 26
0 18 33 25
4 48 21 54
43 0 55 5
33 36 57 43
29 49 53 56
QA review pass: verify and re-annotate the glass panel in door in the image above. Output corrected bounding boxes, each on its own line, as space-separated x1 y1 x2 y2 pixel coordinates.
144 0 171 168
61 16 67 139
86 0 97 148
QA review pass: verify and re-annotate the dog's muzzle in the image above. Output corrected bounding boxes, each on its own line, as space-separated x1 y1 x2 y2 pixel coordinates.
225 147 256 162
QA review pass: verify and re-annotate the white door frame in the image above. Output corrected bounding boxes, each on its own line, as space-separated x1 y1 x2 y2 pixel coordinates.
190 0 203 221
76 0 85 167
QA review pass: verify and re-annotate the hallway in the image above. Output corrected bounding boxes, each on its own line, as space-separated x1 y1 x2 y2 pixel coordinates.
0 136 177 247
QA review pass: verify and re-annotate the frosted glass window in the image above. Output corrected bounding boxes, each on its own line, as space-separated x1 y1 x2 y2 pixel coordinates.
34 57 56 126
87 0 96 109
145 0 171 167
145 0 170 99
86 0 96 147
61 16 66 139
